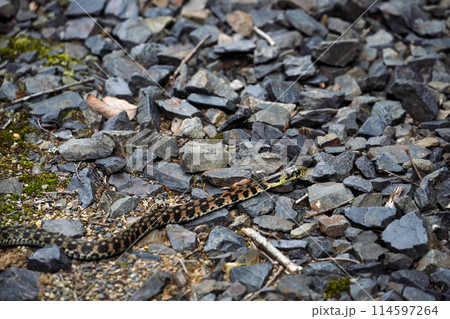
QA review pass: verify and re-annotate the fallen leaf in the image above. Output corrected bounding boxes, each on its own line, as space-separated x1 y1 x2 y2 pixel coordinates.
87 94 137 120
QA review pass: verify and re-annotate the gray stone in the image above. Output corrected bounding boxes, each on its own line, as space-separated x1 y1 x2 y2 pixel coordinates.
416 250 450 274
67 168 97 208
344 207 398 229
237 193 274 217
203 167 251 187
0 177 22 195
285 9 328 37
313 39 361 67
358 116 388 137
192 280 231 297
306 236 334 258
353 242 388 262
66 0 106 17
29 92 82 116
105 0 139 20
58 132 115 161
177 117 205 139
187 93 236 113
355 156 376 179
318 215 350 237
128 271 169 301
384 253 413 270
179 141 230 173
253 215 294 232
0 267 39 301
95 156 127 175
104 77 132 101
381 212 432 260
230 262 272 292
365 29 394 48
430 268 450 290
291 222 319 239
27 245 71 273
184 208 232 229
166 224 197 252
109 196 139 218
156 98 201 119
278 274 314 300
42 219 86 238
350 278 378 301
144 162 192 193
213 40 256 55
62 17 96 40
308 182 354 213
402 286 435 301
204 226 246 256
375 154 404 173
368 145 431 164
343 176 373 193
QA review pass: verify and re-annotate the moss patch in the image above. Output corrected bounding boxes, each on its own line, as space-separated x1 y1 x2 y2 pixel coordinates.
323 277 351 300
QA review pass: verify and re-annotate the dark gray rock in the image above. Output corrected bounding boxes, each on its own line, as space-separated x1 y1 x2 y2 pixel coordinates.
184 208 232 229
204 226 246 257
285 9 328 37
382 212 432 260
62 17 96 40
283 55 315 79
344 207 398 229
416 250 450 274
95 156 126 175
278 274 314 300
391 80 439 122
187 93 236 113
166 224 197 252
192 280 231 297
313 39 360 67
22 74 60 95
273 196 299 222
27 244 71 273
179 141 230 173
0 81 18 100
104 77 132 101
213 40 256 55
430 268 450 290
253 215 294 232
270 239 308 251
0 267 40 301
103 111 133 131
391 269 430 289
203 167 251 187
350 278 378 301
230 262 272 292
414 178 436 211
355 155 376 179
365 29 394 48
254 40 279 64
190 25 219 46
144 162 193 192
128 271 169 301
266 81 302 104
85 35 120 56
358 116 388 137
66 0 106 17
384 252 413 270
156 98 201 119
375 154 404 173
298 89 344 110
343 176 373 193
368 145 431 165
42 219 86 238
237 193 274 217
58 132 115 161
402 286 435 301
306 236 334 258
353 242 388 263
371 100 406 126
308 182 354 213
113 17 153 46
29 92 82 116
346 262 385 277
109 195 139 218
413 19 446 37
0 177 22 195
67 167 98 208
105 0 139 20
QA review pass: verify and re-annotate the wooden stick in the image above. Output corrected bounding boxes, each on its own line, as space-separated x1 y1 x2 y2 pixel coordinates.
172 35 210 79
385 185 405 208
295 193 308 205
253 26 276 47
381 169 419 187
405 149 422 181
11 77 95 104
312 257 360 264
241 227 302 274
1 118 12 130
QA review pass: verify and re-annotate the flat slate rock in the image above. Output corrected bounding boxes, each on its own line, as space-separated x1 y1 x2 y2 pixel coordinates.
344 207 398 229
27 244 72 273
144 162 193 192
166 224 197 252
204 226 246 257
29 92 82 116
230 262 272 292
308 182 354 213
253 215 294 232
381 212 431 260
128 271 169 301
42 219 86 238
66 0 106 17
0 267 40 301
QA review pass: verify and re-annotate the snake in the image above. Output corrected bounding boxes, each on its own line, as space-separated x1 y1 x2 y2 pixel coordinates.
0 166 306 260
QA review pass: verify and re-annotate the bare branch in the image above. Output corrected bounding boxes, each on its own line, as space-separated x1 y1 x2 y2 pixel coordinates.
241 227 302 274
172 35 210 79
253 26 276 46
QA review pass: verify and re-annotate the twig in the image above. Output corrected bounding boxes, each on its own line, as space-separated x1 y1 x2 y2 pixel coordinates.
36 118 57 138
94 62 111 79
253 26 276 46
312 257 360 264
405 149 422 181
176 258 189 275
385 185 405 208
242 228 302 274
11 77 94 104
295 193 309 205
244 266 285 300
42 190 77 195
381 169 419 187
1 118 12 130
171 35 210 79
304 197 354 218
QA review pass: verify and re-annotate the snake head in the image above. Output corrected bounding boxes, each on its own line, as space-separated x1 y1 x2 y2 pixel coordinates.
282 166 307 183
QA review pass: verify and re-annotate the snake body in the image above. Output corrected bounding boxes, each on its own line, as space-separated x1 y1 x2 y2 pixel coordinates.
0 167 306 260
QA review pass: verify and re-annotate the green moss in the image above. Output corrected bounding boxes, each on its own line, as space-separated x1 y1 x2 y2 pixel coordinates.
20 170 59 196
0 35 76 69
323 277 351 300
211 132 223 140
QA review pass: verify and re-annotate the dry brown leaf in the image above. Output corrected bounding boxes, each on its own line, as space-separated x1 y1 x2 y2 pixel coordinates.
87 94 137 120
437 109 450 120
